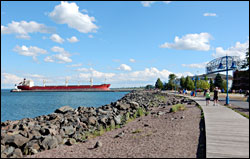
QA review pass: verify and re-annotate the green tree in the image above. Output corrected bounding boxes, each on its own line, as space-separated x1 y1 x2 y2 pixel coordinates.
184 76 194 90
180 76 186 89
222 80 227 92
209 79 214 92
166 74 177 90
155 78 163 90
241 48 249 70
145 84 154 90
200 80 210 90
203 75 208 81
214 73 223 89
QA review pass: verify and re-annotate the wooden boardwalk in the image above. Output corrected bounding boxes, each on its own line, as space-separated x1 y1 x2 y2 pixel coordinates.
191 96 249 158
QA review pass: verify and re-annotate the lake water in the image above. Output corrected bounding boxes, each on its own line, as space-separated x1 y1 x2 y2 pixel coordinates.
1 89 129 122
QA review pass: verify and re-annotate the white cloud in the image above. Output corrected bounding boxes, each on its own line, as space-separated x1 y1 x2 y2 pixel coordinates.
88 35 94 38
182 62 209 69
117 64 132 71
129 59 136 63
160 32 212 51
50 34 64 43
25 74 45 78
141 1 156 7
81 9 88 13
76 67 91 72
1 21 55 38
13 45 47 61
141 1 171 7
1 73 23 85
44 46 72 63
67 36 79 43
49 1 98 33
66 63 82 67
78 68 115 81
162 1 171 4
212 39 249 60
16 34 31 40
203 13 217 17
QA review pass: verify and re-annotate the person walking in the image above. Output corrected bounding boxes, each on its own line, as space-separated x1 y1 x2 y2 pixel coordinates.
205 89 211 106
213 87 219 106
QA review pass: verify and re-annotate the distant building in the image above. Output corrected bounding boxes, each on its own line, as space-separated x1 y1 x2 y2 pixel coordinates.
231 70 249 92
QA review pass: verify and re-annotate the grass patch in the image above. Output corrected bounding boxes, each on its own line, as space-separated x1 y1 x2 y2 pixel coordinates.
155 95 166 102
137 107 145 117
170 104 186 113
115 125 121 129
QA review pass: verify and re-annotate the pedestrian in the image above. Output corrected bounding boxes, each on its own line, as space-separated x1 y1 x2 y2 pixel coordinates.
213 87 219 106
203 89 207 97
205 89 210 106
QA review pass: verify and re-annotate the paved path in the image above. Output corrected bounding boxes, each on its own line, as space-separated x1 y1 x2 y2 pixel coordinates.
218 97 249 109
190 96 249 158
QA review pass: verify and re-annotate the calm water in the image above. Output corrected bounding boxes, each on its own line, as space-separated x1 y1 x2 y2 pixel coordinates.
1 89 129 122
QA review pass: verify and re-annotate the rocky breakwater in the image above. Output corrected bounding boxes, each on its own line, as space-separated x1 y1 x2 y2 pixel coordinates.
1 90 196 158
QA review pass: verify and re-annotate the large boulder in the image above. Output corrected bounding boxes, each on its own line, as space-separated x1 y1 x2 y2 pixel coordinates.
88 116 97 125
41 136 58 150
4 134 29 148
12 148 23 158
55 106 74 114
129 101 140 109
61 125 75 136
117 103 130 110
114 115 121 125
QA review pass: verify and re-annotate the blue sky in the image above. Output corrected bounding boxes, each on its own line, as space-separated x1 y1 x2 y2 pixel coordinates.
1 1 249 88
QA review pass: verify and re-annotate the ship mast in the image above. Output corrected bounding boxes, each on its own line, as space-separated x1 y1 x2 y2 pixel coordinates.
43 80 46 87
65 78 68 86
90 77 93 86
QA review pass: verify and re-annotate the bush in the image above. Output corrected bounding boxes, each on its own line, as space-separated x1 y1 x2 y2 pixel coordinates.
170 104 186 113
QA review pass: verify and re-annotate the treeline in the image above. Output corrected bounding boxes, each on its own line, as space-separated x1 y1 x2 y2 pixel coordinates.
145 73 228 92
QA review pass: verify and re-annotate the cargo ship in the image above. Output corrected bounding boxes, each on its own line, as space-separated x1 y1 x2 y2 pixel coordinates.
11 78 111 92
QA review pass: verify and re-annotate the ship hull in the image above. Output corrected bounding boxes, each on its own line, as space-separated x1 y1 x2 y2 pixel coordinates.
17 84 111 91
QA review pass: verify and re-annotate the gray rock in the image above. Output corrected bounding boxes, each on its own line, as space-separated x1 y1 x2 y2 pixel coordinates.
129 101 139 109
114 115 121 125
12 148 23 158
55 106 74 114
97 109 112 115
61 125 75 136
115 131 125 138
39 127 50 136
1 145 5 153
117 103 130 110
94 141 102 148
41 136 58 150
3 146 15 156
24 140 40 152
181 116 185 119
31 148 38 154
157 111 165 115
88 116 97 125
65 138 76 146
55 135 63 145
5 134 29 148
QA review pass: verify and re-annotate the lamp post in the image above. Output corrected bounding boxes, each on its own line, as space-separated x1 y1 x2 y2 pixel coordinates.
226 55 229 105
194 71 199 97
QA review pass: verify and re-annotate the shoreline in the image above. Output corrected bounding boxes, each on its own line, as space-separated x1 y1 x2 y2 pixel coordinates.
1 90 205 158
